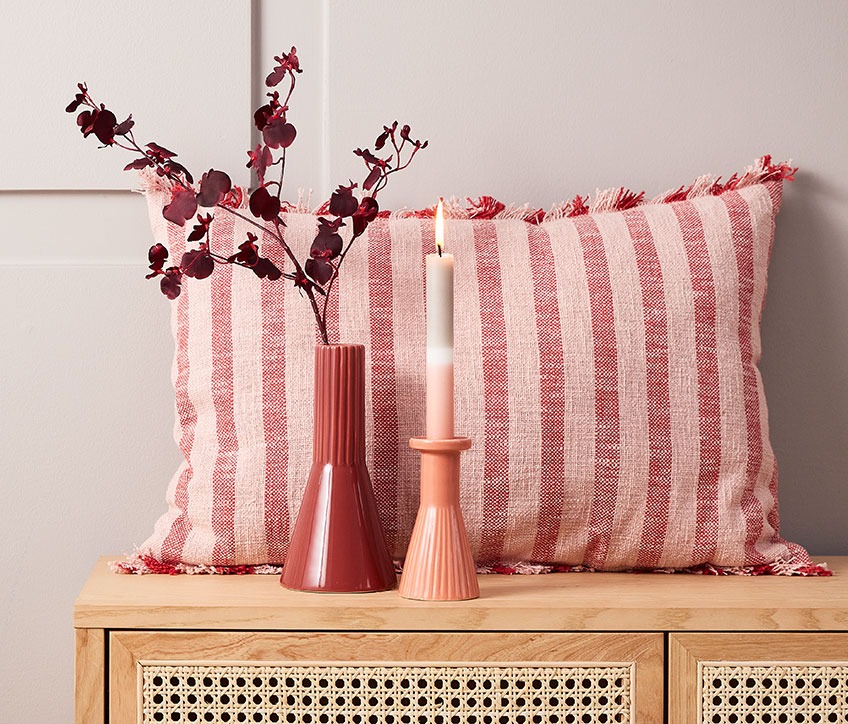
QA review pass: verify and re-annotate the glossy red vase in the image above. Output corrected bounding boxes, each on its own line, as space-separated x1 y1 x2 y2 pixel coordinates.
281 344 396 593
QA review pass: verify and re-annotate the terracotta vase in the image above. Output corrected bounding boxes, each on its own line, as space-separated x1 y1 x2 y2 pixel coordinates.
399 437 479 601
281 344 396 593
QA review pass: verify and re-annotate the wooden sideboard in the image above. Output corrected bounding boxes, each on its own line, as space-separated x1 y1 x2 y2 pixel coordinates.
74 556 848 724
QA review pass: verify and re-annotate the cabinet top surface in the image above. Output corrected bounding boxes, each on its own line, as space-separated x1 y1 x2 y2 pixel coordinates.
74 556 848 632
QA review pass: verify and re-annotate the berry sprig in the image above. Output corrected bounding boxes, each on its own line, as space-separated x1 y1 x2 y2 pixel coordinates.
68 47 427 344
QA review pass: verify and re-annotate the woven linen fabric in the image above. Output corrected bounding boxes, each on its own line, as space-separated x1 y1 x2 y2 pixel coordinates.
134 159 815 573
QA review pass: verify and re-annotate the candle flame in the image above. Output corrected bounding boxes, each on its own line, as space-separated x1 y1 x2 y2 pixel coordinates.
435 198 445 255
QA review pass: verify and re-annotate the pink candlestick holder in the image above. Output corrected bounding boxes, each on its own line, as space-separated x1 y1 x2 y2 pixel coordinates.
399 436 479 601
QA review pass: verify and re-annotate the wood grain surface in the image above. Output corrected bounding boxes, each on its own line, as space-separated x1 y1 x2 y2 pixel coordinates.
75 556 847 632
74 628 105 724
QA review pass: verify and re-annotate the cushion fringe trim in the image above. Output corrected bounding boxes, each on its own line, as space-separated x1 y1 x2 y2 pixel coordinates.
112 553 830 576
137 156 795 225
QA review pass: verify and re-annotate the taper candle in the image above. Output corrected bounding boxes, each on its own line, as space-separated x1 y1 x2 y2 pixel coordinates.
425 199 454 439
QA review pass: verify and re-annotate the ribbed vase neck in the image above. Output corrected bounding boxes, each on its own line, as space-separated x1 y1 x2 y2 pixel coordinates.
312 344 367 465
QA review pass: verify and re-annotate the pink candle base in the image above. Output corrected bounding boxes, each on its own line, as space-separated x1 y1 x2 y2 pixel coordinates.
399 437 479 601
426 359 454 439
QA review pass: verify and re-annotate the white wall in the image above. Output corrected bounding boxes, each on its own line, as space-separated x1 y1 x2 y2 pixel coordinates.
2 2 847 721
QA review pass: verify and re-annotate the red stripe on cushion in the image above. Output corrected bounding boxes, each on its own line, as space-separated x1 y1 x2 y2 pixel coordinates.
368 223 400 551
722 191 766 564
575 214 620 569
474 221 510 564
210 260 237 564
673 201 722 564
527 224 565 563
261 229 289 564
765 464 782 545
160 267 196 562
624 208 673 568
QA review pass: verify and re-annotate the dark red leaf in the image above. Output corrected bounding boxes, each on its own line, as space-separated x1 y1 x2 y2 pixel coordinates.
263 118 297 149
318 216 344 233
148 243 168 271
114 115 134 135
363 166 382 192
146 142 176 160
328 184 359 217
160 268 182 299
358 196 379 220
196 169 232 207
353 147 385 167
65 94 84 113
187 213 213 242
92 108 117 144
164 160 194 185
186 227 206 243
162 188 198 226
76 109 92 130
311 216 345 258
249 186 281 221
287 47 301 72
246 143 273 183
265 66 287 87
124 157 154 171
352 196 379 235
310 229 342 260
374 128 389 150
227 233 260 265
266 47 301 86
181 247 215 279
251 256 282 280
305 257 334 285
254 103 274 131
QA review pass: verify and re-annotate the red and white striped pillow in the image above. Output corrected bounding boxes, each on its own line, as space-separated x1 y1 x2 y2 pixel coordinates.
131 157 819 574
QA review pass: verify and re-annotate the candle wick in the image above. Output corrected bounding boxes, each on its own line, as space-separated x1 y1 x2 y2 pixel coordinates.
437 244 442 258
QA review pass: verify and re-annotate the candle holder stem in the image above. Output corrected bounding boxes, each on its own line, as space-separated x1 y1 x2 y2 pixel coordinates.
399 437 479 601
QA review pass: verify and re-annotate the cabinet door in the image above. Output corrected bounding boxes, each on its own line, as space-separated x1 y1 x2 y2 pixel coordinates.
670 633 848 724
110 631 663 724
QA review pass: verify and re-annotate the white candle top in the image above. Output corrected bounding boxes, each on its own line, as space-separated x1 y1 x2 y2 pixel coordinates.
426 251 454 352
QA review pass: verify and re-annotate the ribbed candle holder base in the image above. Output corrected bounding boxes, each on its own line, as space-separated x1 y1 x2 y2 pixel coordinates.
399 437 479 601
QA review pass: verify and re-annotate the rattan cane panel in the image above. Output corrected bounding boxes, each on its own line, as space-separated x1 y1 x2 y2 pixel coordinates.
701 664 848 723
141 663 633 723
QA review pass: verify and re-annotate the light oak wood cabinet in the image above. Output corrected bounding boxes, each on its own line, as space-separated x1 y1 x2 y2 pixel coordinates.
75 557 848 724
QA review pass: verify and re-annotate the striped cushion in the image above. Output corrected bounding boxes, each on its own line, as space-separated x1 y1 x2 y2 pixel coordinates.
137 159 814 572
